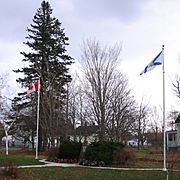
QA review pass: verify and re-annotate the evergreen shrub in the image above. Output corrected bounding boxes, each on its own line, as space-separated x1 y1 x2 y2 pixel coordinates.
58 141 82 160
85 141 124 165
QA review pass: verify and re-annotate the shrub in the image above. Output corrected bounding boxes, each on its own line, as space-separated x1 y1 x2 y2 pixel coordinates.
113 149 136 165
85 141 124 165
46 147 59 161
58 141 82 160
0 159 19 178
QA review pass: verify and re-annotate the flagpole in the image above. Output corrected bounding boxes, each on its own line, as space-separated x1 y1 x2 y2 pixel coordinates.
35 77 40 159
162 45 167 172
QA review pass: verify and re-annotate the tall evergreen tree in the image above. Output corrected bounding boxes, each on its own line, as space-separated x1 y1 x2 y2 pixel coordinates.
14 1 73 150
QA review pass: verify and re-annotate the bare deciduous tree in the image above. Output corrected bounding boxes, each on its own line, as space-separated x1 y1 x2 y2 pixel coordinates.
80 39 135 141
172 75 180 98
0 74 16 155
148 106 163 146
135 98 150 150
106 74 136 142
167 109 179 130
150 106 161 133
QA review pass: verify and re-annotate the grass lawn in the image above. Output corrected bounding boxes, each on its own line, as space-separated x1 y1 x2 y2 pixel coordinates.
123 147 180 169
0 154 44 166
0 147 180 179
17 167 180 180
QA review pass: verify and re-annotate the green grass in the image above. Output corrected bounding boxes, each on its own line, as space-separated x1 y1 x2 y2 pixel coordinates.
0 148 180 179
0 147 180 179
18 167 180 180
0 154 44 166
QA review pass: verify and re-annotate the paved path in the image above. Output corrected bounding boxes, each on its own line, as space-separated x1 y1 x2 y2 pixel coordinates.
19 159 79 168
18 159 167 172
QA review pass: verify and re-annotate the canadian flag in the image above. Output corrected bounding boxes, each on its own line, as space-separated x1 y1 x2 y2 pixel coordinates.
18 80 39 96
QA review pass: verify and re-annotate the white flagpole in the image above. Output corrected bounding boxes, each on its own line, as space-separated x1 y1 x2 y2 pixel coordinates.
35 77 40 159
162 45 167 171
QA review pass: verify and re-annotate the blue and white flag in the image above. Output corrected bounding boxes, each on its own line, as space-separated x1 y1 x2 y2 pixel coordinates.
140 51 163 75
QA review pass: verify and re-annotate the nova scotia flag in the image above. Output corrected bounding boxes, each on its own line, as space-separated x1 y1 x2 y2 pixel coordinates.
140 51 163 75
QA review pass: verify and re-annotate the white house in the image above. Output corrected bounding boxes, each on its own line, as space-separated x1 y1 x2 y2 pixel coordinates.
167 115 180 150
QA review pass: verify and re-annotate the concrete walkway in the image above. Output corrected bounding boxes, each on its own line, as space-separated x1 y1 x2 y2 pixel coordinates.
19 159 79 168
18 159 167 171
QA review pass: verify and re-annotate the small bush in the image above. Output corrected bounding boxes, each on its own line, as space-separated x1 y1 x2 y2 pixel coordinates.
113 149 136 165
46 147 59 161
0 159 19 178
58 141 82 160
85 141 124 165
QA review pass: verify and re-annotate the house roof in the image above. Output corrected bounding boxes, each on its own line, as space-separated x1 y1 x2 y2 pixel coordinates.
76 125 98 136
175 114 180 124
166 130 177 134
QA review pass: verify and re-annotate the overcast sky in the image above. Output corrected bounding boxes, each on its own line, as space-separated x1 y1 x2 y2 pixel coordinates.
1 0 180 121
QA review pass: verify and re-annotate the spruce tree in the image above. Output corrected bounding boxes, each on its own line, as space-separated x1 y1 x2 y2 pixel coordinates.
14 1 73 150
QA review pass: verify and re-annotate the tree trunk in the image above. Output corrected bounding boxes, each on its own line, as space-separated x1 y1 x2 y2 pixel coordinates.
5 132 8 155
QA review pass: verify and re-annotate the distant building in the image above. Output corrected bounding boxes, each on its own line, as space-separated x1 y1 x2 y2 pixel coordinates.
127 139 138 147
167 114 180 150
70 123 99 144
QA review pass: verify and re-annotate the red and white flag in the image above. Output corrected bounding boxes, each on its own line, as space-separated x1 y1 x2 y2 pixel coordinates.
18 80 39 96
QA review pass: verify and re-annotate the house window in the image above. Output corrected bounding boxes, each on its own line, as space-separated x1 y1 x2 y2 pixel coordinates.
173 134 176 141
168 134 173 141
168 134 176 141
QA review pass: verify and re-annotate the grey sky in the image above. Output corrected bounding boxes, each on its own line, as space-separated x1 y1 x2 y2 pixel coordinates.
0 0 148 36
71 0 146 22
0 0 40 41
